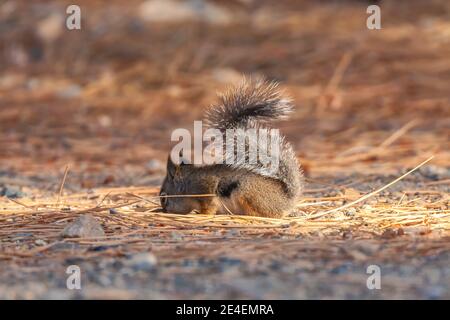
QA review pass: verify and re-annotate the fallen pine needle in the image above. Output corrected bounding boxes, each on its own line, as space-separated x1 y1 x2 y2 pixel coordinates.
57 164 70 206
308 155 435 219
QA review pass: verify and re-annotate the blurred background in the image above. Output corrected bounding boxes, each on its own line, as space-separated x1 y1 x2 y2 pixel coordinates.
0 0 449 191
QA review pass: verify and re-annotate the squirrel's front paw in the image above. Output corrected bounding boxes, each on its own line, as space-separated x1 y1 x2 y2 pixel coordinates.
199 199 219 215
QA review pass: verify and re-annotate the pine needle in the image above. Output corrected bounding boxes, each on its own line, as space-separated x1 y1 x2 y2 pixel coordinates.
308 155 435 219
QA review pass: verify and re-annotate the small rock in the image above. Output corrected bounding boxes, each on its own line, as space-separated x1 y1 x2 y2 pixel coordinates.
419 165 449 180
126 253 158 271
61 214 105 238
0 186 25 198
109 208 118 215
34 239 48 246
226 229 241 237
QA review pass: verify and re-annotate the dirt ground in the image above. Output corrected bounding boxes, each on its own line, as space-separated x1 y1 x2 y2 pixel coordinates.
0 0 449 299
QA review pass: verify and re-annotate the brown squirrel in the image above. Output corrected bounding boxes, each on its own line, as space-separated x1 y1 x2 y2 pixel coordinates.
159 78 304 218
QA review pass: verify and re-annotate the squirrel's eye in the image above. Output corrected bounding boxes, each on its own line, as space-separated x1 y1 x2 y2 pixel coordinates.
160 192 167 207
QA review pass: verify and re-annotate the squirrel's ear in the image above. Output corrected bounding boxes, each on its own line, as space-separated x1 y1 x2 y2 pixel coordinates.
167 154 178 177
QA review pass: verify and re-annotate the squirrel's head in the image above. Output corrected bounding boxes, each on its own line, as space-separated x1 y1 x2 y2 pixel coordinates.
159 154 200 214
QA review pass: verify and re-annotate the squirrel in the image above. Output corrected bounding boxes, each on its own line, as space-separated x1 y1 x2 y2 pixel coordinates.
159 78 304 218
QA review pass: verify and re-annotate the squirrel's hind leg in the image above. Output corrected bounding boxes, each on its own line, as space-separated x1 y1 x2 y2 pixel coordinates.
236 176 295 218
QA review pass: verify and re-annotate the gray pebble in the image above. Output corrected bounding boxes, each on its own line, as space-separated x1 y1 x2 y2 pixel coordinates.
60 214 105 238
126 253 157 271
0 186 26 198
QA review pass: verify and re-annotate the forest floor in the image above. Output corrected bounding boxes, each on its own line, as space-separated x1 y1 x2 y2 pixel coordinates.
0 0 449 299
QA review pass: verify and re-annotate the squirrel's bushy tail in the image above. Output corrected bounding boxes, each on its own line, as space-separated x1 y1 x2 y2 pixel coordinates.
204 77 303 200
205 78 293 130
